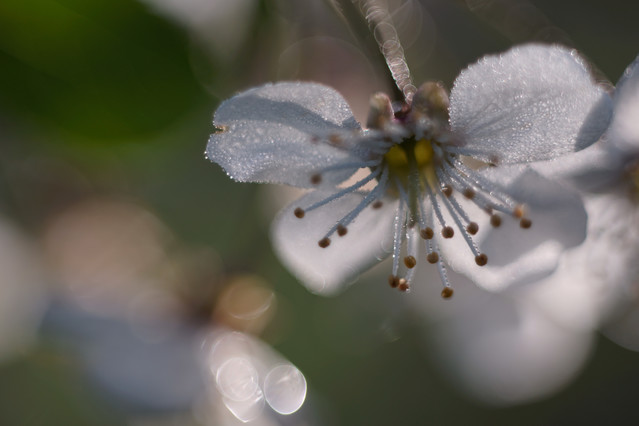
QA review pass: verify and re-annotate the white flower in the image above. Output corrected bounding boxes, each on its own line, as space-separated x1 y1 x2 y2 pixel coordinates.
402 53 639 405
551 53 639 349
206 44 611 296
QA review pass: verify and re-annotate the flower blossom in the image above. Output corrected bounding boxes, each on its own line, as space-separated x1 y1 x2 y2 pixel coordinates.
206 44 611 296
403 52 639 405
538 52 639 349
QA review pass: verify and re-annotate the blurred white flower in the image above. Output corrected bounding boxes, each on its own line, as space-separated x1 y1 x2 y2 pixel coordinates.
207 44 610 296
138 0 257 60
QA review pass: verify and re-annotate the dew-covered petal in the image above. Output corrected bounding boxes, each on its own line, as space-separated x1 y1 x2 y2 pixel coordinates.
271 190 396 295
449 44 612 164
207 82 363 188
609 54 639 153
442 168 587 292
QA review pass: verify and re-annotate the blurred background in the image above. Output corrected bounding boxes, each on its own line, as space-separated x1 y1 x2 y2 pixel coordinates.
1 0 639 424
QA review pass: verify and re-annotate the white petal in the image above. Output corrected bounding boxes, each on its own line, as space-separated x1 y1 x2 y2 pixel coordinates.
442 168 587 291
271 190 396 295
449 44 612 164
430 290 593 405
207 82 363 188
408 268 593 405
609 54 639 153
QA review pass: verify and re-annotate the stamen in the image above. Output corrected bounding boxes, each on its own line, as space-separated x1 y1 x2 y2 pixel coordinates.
441 160 520 218
321 168 390 241
404 255 416 268
426 252 439 264
372 200 384 209
310 174 322 185
442 226 454 238
520 218 532 229
442 184 453 197
398 279 410 292
441 287 454 299
463 188 475 199
423 178 450 239
450 158 518 209
435 250 454 298
337 224 348 236
390 184 408 279
318 237 331 248
475 253 488 266
466 222 479 235
420 227 434 239
437 180 486 264
303 168 382 214
388 275 400 288
490 214 502 227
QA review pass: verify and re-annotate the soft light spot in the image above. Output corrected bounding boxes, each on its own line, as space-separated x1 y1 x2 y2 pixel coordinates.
264 364 307 415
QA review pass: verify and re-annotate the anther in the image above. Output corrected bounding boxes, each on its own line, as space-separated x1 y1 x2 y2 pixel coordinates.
520 218 532 229
293 207 305 219
398 280 410 292
475 253 488 266
388 275 400 288
404 256 417 269
466 222 479 235
337 224 348 236
426 252 439 264
513 204 525 219
463 188 475 199
441 287 454 299
310 174 322 185
442 226 454 239
490 214 502 227
372 200 384 209
318 237 331 248
420 227 434 240
442 185 453 197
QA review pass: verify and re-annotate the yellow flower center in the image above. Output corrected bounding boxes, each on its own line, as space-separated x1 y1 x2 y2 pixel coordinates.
384 138 434 178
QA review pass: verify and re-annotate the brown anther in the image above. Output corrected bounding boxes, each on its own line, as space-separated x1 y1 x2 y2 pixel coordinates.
441 287 454 299
490 214 502 227
420 227 434 240
398 280 410 292
337 224 348 236
513 204 525 219
318 237 331 248
442 185 453 197
426 252 439 264
442 226 454 239
475 253 488 266
310 174 322 185
404 255 417 269
388 275 400 288
293 207 305 219
520 218 532 229
466 222 479 235
463 188 475 199
310 135 320 144
372 200 384 209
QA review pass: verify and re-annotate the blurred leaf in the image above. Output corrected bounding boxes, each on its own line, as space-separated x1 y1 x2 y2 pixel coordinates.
0 0 208 142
